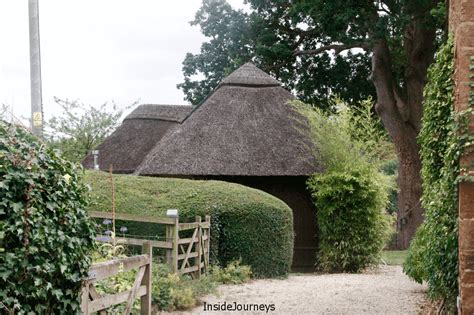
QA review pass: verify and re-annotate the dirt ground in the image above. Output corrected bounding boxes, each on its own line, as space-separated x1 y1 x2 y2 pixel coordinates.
179 265 427 315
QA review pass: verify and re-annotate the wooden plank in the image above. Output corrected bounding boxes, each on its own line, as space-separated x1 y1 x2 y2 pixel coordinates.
89 211 175 225
140 242 152 315
172 216 179 273
95 236 172 249
89 285 101 300
87 286 107 315
181 265 199 274
195 216 202 279
202 234 208 241
201 236 209 270
124 265 146 315
178 252 198 260
88 286 147 312
205 215 211 272
178 237 199 245
88 255 149 282
179 222 200 231
180 228 198 272
199 222 210 228
165 225 172 265
81 283 90 315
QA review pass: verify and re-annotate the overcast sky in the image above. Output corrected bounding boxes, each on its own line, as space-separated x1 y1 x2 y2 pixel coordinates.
0 0 247 122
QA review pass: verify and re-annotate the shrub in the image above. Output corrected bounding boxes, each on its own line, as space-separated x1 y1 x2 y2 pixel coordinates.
0 122 96 313
84 170 293 278
308 166 391 272
294 101 393 272
404 38 459 310
210 260 252 284
151 261 251 311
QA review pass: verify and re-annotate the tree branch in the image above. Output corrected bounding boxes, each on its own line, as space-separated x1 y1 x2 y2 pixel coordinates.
294 43 369 57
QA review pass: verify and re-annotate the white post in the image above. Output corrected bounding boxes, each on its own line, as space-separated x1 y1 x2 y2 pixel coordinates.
92 150 100 170
28 0 43 137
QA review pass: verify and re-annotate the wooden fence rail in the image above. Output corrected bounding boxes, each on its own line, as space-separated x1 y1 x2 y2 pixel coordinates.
81 242 152 315
90 211 211 278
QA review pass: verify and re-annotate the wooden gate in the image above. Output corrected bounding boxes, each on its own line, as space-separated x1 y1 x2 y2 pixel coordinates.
175 215 211 278
81 243 152 315
90 211 211 278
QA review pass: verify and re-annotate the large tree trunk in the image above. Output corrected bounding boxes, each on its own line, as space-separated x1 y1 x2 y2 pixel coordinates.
371 23 435 248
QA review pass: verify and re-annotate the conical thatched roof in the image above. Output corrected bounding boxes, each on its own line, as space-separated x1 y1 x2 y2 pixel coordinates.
82 104 192 173
135 63 321 176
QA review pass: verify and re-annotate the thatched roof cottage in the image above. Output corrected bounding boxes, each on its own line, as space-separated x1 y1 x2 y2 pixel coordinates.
82 105 192 173
84 63 321 270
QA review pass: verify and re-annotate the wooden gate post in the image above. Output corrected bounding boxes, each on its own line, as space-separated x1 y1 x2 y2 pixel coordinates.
140 242 152 315
195 216 202 279
172 216 179 273
165 225 172 265
205 215 211 272
81 283 90 315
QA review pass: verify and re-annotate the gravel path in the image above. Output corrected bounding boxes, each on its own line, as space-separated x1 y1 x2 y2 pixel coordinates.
180 265 427 315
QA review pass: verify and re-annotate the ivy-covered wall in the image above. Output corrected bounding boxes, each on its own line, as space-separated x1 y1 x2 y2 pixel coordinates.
404 39 460 310
450 0 474 312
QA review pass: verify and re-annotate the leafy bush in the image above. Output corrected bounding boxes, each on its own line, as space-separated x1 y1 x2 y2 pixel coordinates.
210 260 252 284
0 122 96 313
294 101 393 272
152 261 251 312
84 170 293 278
308 166 391 272
404 38 459 310
403 225 428 284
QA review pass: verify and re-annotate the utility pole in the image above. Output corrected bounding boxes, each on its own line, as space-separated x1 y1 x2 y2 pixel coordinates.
28 0 43 137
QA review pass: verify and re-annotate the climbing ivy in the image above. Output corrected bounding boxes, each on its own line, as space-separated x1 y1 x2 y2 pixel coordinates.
404 38 474 310
0 122 96 313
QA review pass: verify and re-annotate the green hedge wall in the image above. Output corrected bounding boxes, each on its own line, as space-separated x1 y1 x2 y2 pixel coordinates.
84 171 294 278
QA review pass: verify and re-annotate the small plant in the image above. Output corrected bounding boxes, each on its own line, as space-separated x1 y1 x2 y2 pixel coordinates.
150 261 251 311
211 260 252 284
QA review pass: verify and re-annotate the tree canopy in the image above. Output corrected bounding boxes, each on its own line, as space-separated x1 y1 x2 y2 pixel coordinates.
46 98 134 163
180 0 447 247
178 0 377 111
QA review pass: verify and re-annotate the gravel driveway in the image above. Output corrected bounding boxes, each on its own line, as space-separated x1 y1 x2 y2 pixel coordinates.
180 265 427 315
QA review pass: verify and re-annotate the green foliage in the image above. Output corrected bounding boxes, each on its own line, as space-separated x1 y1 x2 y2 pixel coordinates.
295 101 392 272
152 264 196 311
210 260 252 284
84 170 294 278
293 100 395 172
180 1 446 111
46 98 133 163
344 98 396 163
342 99 399 217
403 226 428 284
178 0 375 110
308 166 391 272
152 261 250 311
404 38 459 309
0 122 96 313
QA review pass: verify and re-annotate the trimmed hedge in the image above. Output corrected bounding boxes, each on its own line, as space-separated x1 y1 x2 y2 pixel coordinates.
84 170 294 278
0 122 95 313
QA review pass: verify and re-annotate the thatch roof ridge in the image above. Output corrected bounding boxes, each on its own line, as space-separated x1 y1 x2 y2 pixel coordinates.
125 104 193 122
218 62 281 88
